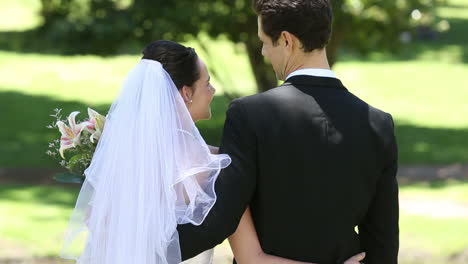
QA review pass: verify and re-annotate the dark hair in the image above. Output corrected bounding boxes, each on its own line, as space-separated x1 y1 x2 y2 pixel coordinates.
253 0 333 52
142 40 200 90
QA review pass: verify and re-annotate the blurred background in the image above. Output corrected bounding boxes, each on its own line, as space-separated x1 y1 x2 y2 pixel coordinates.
0 0 467 263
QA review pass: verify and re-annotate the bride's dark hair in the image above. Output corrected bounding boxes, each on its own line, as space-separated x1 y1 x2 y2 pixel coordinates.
142 40 200 90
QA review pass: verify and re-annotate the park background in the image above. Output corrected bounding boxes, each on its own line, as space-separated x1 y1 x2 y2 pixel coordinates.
0 0 467 263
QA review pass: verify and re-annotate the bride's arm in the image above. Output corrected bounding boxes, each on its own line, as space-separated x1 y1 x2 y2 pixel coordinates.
228 208 366 264
207 145 219 154
228 208 313 264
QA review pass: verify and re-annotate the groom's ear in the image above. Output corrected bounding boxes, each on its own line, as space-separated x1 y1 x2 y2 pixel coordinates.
281 31 295 52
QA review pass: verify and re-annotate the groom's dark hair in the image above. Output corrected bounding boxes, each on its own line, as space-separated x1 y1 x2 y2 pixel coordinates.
142 40 200 90
253 0 333 52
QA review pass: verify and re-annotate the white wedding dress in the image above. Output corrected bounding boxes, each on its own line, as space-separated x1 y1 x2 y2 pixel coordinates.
60 59 230 264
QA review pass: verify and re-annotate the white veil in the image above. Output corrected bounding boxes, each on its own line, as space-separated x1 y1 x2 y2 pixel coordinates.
60 59 231 264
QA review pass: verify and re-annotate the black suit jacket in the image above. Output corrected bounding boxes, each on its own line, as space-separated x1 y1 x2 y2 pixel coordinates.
177 75 399 264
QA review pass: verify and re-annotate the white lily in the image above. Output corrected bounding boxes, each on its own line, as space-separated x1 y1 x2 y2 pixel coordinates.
84 108 106 143
56 111 86 158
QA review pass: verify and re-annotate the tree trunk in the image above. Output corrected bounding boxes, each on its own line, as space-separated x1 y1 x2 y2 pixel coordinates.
245 36 278 93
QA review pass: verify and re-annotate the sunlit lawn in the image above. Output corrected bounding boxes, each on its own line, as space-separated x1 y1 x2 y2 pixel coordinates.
0 0 41 31
0 184 78 257
2 50 468 166
400 215 468 258
400 181 468 203
0 183 464 259
1 51 467 126
0 183 467 263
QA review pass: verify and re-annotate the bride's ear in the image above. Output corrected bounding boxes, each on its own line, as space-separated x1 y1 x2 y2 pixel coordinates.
179 85 194 104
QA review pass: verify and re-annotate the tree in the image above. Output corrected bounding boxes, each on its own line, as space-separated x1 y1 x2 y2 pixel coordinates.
327 0 443 66
38 0 442 92
186 0 442 90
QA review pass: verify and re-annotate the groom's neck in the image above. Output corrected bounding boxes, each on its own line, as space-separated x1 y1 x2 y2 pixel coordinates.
283 48 331 78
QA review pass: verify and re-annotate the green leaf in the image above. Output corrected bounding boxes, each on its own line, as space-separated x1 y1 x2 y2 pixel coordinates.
68 153 88 174
53 172 84 184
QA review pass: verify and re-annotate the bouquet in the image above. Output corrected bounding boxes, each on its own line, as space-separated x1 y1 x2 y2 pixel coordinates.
47 108 106 183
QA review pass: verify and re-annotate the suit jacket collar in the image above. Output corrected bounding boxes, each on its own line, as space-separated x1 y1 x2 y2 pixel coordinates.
283 75 347 90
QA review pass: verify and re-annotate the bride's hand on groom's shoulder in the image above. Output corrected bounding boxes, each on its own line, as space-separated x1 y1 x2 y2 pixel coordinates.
208 145 219 154
343 252 365 264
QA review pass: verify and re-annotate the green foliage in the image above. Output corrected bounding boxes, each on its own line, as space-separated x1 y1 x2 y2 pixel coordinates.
33 0 211 54
35 0 134 54
327 0 446 64
34 0 443 53
31 0 444 91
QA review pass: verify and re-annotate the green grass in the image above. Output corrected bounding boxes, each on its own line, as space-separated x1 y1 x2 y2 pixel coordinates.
0 0 41 31
0 184 78 257
400 215 468 261
2 53 468 166
1 183 467 262
400 181 468 203
0 52 140 105
0 35 257 105
334 61 468 128
399 181 468 260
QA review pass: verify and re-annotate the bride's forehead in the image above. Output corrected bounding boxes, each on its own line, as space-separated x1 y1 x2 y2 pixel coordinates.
198 59 209 77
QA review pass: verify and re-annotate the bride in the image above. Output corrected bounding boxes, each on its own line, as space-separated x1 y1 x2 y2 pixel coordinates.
60 40 365 264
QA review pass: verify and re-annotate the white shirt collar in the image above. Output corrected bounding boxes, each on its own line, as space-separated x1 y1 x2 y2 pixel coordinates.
286 68 336 80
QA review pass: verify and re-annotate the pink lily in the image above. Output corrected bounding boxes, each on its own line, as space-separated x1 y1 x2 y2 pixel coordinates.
56 111 86 158
84 108 106 143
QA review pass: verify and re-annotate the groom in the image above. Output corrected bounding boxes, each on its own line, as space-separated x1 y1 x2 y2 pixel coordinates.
178 0 399 263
